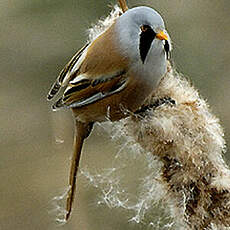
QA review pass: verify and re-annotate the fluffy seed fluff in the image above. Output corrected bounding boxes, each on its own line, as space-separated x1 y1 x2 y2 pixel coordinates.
115 66 230 229
87 5 122 42
82 64 230 229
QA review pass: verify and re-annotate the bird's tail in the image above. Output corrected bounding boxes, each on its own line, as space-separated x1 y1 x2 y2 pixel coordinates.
65 120 93 221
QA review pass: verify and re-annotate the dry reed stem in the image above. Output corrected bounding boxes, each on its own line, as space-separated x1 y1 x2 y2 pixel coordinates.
118 63 230 229
118 0 129 13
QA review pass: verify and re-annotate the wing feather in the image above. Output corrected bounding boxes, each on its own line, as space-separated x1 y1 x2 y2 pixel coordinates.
52 71 127 110
47 43 89 100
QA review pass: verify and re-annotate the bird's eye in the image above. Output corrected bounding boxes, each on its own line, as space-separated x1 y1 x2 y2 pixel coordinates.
140 25 149 32
139 25 156 64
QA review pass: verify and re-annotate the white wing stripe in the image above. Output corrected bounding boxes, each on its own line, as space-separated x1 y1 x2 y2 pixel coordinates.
62 46 89 85
68 78 127 108
69 74 88 84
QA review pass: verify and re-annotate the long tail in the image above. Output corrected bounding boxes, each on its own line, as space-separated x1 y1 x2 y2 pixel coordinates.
65 120 93 221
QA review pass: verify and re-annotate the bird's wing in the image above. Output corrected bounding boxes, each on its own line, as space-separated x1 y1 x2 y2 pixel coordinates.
52 70 128 110
47 43 90 100
49 24 129 110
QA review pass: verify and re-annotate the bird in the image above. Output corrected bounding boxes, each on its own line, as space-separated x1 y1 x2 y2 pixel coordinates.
47 5 171 221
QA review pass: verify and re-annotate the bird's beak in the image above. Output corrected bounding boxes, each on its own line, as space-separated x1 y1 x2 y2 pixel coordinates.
156 30 168 41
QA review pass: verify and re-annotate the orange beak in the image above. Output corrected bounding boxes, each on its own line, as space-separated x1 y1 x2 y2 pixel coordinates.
156 30 168 41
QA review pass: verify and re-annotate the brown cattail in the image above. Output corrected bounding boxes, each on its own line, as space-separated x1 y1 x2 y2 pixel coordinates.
114 64 230 229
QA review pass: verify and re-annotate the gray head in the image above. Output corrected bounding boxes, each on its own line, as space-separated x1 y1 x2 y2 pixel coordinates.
115 6 171 83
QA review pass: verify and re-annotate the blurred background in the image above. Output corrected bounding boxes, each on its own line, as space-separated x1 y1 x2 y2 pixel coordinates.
0 0 230 229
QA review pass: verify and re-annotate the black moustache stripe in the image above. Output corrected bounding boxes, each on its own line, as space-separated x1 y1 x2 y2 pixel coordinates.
164 40 170 60
139 25 156 64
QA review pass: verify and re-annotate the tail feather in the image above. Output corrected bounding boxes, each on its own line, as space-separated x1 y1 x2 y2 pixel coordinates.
65 121 94 221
